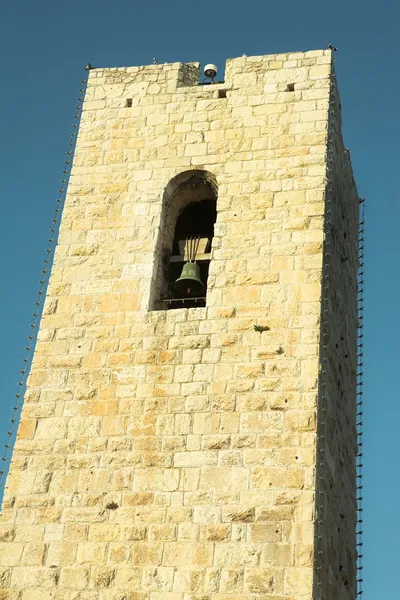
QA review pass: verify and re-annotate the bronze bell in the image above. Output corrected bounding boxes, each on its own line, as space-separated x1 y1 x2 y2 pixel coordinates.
174 262 204 297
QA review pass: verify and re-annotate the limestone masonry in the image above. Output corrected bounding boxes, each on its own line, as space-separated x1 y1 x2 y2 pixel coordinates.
0 49 359 600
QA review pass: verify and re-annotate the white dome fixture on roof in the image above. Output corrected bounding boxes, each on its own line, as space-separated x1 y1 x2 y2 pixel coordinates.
204 64 217 82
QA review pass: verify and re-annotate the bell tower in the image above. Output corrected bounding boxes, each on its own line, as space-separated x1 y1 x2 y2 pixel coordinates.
0 49 360 600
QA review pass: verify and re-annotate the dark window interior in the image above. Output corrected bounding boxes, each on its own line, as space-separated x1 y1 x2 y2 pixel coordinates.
172 199 216 253
165 199 217 309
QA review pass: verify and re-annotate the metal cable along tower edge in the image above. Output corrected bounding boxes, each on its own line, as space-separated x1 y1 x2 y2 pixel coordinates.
356 199 365 597
0 65 92 494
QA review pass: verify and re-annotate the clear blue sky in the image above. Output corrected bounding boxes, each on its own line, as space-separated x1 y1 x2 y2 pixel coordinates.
0 0 398 596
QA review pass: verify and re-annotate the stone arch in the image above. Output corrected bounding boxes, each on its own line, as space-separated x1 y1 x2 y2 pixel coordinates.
150 169 218 310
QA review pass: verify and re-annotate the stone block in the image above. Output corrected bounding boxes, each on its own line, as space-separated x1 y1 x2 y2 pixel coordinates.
244 567 284 594
214 543 260 567
0 543 23 566
59 567 89 589
222 507 255 523
76 543 107 566
10 568 59 589
163 543 213 567
21 543 46 566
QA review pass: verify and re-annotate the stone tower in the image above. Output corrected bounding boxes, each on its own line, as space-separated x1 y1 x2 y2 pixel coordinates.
0 49 359 600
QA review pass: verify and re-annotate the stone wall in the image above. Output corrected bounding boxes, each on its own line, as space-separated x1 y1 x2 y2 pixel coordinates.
314 71 359 600
0 50 358 600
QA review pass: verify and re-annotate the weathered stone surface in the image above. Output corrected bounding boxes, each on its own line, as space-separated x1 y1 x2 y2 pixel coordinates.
0 49 358 600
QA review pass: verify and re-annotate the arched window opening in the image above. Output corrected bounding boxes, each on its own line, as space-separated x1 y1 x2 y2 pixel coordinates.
151 170 218 311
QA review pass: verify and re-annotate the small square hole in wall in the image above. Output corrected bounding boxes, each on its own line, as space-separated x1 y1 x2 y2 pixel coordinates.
218 89 227 99
126 98 132 107
286 83 295 92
